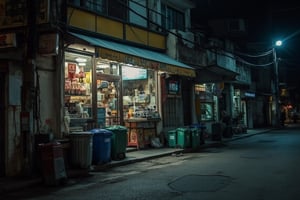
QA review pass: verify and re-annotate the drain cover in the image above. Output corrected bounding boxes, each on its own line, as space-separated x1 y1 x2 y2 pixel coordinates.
168 175 232 192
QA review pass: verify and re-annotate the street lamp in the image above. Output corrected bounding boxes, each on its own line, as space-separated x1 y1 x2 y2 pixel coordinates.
275 40 282 47
273 40 282 127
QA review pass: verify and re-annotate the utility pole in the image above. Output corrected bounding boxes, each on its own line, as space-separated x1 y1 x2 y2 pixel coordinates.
21 0 38 176
273 47 281 127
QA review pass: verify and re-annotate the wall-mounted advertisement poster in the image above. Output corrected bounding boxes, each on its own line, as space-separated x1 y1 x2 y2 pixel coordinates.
167 79 180 96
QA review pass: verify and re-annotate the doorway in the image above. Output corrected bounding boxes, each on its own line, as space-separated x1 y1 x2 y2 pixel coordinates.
96 73 121 126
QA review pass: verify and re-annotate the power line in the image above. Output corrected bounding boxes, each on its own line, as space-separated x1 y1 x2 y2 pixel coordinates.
234 49 273 58
236 57 274 67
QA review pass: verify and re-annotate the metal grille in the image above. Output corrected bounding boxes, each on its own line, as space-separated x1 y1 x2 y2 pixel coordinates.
163 97 183 127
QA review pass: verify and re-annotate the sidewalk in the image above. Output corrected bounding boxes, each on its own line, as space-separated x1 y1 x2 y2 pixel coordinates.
0 127 273 194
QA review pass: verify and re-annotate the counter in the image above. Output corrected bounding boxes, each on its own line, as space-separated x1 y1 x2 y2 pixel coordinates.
124 118 160 149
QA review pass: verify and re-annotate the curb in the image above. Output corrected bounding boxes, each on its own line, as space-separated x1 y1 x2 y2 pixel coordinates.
91 149 184 171
224 129 274 142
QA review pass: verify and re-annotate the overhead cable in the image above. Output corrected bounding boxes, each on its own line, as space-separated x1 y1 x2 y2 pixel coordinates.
236 57 274 67
234 49 273 58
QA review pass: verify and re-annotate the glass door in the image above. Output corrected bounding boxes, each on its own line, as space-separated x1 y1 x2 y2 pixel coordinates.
96 73 121 127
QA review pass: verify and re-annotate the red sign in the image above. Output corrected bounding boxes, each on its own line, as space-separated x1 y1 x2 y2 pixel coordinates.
68 63 77 79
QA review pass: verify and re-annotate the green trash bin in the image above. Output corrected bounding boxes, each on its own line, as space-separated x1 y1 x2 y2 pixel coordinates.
176 128 191 148
190 128 200 150
105 125 127 160
168 130 177 147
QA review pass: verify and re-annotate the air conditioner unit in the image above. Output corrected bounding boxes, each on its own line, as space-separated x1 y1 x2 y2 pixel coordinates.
194 32 205 46
177 30 194 48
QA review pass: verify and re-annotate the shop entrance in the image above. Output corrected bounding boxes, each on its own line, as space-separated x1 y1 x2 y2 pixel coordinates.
0 72 5 176
96 73 121 127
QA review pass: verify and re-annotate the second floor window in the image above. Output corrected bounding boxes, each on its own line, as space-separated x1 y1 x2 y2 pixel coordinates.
68 0 186 32
129 0 147 27
161 4 185 31
68 0 127 21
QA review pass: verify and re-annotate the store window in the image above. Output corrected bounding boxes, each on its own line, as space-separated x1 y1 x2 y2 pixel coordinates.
96 77 120 126
64 52 93 120
195 84 215 122
96 59 121 126
96 60 119 75
122 65 157 119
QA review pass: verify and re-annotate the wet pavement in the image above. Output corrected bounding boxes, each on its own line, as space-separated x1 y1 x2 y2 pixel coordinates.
0 127 274 195
168 174 233 192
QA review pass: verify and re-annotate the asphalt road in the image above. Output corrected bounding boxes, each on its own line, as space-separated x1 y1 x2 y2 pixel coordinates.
3 125 300 200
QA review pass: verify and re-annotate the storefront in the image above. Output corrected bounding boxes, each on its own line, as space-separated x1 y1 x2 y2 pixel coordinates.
63 32 195 148
194 83 222 123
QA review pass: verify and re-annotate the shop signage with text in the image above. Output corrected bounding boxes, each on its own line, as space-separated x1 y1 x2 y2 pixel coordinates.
98 48 195 77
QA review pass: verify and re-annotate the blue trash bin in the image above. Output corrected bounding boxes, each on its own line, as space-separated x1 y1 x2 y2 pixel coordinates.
90 129 113 164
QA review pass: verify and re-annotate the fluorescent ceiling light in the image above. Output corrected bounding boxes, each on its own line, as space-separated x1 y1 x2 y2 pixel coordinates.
75 57 87 63
97 64 109 68
78 62 86 66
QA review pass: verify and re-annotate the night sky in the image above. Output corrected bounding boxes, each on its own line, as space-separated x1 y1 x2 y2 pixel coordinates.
192 0 300 43
191 0 300 94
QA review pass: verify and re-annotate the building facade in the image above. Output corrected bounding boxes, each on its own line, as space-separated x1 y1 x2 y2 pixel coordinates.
0 0 199 176
1 0 269 178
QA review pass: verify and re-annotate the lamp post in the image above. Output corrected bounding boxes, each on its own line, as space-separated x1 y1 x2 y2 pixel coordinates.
273 40 282 127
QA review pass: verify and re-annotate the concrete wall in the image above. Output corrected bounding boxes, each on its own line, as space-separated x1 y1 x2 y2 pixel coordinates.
6 62 23 176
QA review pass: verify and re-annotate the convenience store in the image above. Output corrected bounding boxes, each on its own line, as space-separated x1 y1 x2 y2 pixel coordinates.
64 32 196 147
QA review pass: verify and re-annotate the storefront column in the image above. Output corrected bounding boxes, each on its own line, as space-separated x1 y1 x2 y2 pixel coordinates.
191 86 198 124
157 73 163 134
57 34 65 138
247 100 254 128
229 84 235 117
